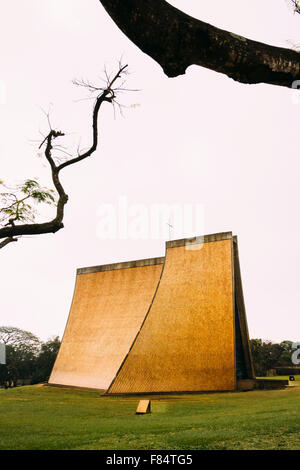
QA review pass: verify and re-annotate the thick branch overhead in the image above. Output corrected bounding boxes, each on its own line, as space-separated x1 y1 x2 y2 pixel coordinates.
99 0 300 87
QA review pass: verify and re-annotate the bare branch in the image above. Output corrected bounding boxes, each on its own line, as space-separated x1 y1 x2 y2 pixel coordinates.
56 64 128 171
0 237 18 249
0 63 129 247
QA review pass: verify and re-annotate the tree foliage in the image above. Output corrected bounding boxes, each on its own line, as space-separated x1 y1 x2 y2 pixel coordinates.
0 326 41 350
32 336 61 384
250 339 295 376
0 327 61 385
0 179 56 226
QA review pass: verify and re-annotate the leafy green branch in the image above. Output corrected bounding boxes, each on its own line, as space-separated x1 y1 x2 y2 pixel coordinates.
0 179 56 227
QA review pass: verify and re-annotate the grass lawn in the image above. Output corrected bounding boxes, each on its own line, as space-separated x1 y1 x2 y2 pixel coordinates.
258 375 300 382
0 385 299 450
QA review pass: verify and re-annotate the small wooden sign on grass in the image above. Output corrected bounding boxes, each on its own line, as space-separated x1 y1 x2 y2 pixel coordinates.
136 400 151 414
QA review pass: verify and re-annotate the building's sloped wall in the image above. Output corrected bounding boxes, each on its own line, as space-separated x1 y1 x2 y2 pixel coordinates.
49 263 163 390
108 238 235 394
233 237 256 380
235 300 248 380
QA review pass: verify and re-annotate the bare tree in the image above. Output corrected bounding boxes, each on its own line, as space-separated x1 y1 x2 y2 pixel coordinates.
98 0 300 88
0 326 41 350
0 63 128 250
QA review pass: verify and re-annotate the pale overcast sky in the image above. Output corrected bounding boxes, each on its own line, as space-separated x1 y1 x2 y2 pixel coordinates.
1 1 300 343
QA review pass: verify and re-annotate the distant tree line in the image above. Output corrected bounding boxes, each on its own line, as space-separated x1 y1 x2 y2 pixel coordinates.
0 326 60 386
250 339 295 377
